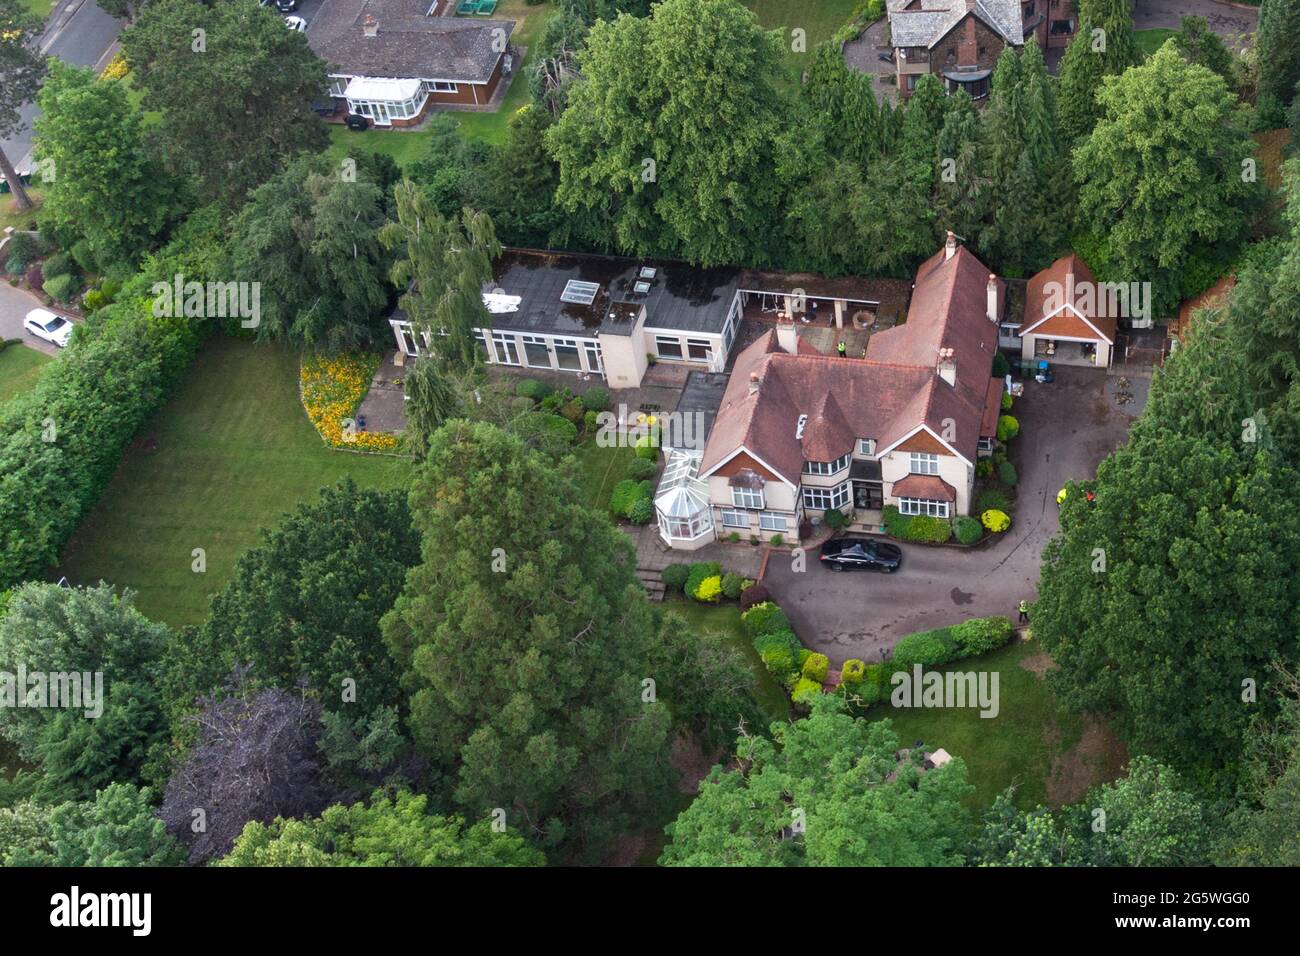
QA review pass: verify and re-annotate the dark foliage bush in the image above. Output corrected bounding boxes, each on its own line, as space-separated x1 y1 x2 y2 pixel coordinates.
580 386 609 412
627 497 653 525
955 516 983 545
974 487 1012 515
741 601 790 640
661 563 691 592
891 627 960 670
515 378 553 402
823 507 847 529
991 352 1010 377
684 561 721 600
998 460 1018 487
739 582 770 610
720 572 744 600
882 506 952 543
951 616 1013 656
625 456 657 480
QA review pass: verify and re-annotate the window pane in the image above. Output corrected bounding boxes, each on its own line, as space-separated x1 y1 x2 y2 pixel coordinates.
523 338 551 367
555 341 581 371
657 337 683 359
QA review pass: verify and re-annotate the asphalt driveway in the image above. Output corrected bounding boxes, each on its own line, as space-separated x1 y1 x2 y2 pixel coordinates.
1132 0 1258 38
0 280 68 356
764 366 1139 662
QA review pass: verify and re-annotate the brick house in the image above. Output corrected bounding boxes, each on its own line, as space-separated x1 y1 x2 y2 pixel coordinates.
679 234 1006 550
1020 0 1079 52
311 0 515 126
888 0 1025 99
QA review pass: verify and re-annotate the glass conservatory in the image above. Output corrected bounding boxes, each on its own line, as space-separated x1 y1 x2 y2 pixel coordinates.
655 450 714 549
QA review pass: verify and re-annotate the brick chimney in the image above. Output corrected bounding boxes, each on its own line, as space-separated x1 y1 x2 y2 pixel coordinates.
775 316 798 355
936 346 956 387
944 231 957 261
362 14 378 37
986 273 999 323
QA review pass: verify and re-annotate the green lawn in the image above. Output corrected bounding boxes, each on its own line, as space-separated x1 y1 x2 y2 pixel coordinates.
57 337 411 628
20 0 55 20
868 641 1117 811
743 0 862 89
1134 28 1178 58
0 344 51 408
571 434 634 511
0 188 44 233
661 597 791 728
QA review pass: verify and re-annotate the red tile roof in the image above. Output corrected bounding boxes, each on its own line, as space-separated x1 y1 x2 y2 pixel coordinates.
891 474 957 501
700 242 1002 484
1022 253 1116 344
980 377 1003 438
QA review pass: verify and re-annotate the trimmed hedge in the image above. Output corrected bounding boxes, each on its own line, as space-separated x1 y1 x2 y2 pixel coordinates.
661 563 690 592
954 516 983 545
609 478 653 518
883 505 953 544
997 414 1020 442
791 677 822 706
801 652 829 683
625 456 657 480
890 615 1014 671
0 228 219 587
720 572 744 600
741 601 790 639
981 509 1011 533
841 659 866 684
627 497 653 525
952 616 1013 656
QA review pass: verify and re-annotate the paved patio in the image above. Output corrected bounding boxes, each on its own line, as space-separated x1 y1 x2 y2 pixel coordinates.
356 351 407 434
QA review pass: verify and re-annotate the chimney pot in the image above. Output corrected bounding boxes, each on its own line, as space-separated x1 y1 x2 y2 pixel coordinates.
944 231 957 261
748 372 760 394
775 316 798 355
986 273 999 323
363 14 378 37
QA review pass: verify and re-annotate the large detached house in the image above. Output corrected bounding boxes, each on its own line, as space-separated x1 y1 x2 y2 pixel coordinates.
311 0 515 126
888 0 1077 99
674 235 1005 550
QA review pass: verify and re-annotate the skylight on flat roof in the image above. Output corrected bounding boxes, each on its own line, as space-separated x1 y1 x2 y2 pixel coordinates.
633 280 652 294
640 267 657 279
561 280 600 305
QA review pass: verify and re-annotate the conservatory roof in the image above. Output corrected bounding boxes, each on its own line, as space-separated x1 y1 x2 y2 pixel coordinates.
655 450 710 517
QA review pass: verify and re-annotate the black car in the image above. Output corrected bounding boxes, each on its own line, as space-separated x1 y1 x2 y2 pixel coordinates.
344 114 371 131
818 537 903 573
275 0 297 11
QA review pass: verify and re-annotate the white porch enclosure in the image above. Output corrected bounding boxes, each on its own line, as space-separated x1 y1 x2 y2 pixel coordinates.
655 450 713 549
343 77 426 127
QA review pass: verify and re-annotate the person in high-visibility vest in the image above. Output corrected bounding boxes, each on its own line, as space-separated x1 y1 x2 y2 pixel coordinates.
837 341 847 357
1056 487 1067 507
1017 600 1029 624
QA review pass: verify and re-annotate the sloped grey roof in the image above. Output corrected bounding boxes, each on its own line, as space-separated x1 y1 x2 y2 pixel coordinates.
887 0 1023 49
309 0 513 82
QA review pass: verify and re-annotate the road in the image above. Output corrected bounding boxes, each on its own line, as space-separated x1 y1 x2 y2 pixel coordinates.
763 366 1141 662
1 0 125 178
0 280 68 355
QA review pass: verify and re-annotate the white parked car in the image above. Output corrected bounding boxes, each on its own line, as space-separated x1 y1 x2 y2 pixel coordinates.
285 15 306 31
24 308 74 349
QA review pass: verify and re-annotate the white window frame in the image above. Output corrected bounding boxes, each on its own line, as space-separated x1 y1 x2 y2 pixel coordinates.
802 482 851 511
491 330 521 366
759 512 788 532
426 80 458 94
977 436 994 452
858 439 875 456
656 335 684 360
803 453 851 476
898 497 950 518
731 487 764 510
685 338 713 363
909 452 940 475
720 508 749 528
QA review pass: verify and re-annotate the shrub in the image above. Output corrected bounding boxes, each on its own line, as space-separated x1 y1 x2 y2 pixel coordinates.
769 533 784 547
540 393 563 412
998 460 1018 487
24 264 43 291
863 663 888 692
685 561 722 601
753 628 801 658
41 252 71 278
661 563 690 592
634 433 659 460
580 386 609 412
4 232 37 269
975 459 994 479
823 507 847 529
951 616 1013 656
42 272 80 303
760 646 796 683
892 627 960 670
559 400 585 425
991 352 1010 377
627 497 653 525
720 572 744 600
625 456 657 481
515 379 552 402
609 478 649 517
727 532 740 543
741 601 789 639
841 659 867 684
1000 392 1013 412
851 680 882 706
583 409 599 434
739 582 770 610
954 516 983 545
996 414 1020 442
884 505 953 544
801 652 829 683
974 487 1011 514
694 575 722 603
791 678 822 706
981 509 1011 533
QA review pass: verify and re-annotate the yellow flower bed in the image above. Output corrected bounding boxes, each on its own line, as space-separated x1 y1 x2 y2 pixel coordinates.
299 353 399 452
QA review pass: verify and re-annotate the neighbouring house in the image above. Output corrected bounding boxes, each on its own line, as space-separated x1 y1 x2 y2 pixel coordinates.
1016 253 1115 369
1170 274 1235 347
887 0 1024 99
388 248 745 388
667 234 1005 550
310 0 515 126
1019 0 1077 51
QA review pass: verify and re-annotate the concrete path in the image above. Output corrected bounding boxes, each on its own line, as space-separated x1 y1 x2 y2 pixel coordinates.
763 366 1141 662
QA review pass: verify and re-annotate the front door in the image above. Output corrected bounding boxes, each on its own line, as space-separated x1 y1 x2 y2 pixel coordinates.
853 480 883 511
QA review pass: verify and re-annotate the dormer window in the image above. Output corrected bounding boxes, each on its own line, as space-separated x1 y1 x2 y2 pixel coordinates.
803 453 851 476
858 439 875 456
